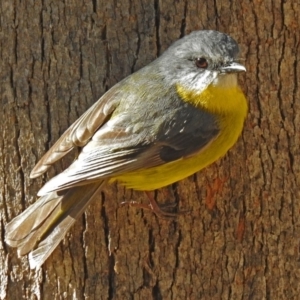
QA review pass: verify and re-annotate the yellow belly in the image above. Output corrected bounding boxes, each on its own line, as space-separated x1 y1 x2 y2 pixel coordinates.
111 85 247 190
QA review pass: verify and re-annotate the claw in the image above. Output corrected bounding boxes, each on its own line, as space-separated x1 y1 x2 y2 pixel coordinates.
120 191 189 218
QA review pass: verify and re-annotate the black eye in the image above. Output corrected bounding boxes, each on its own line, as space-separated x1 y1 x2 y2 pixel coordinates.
195 57 208 69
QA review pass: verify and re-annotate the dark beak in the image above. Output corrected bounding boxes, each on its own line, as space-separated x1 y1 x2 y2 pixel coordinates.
220 62 246 73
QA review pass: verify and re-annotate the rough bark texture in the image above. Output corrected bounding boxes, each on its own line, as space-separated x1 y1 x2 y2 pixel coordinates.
1 0 299 299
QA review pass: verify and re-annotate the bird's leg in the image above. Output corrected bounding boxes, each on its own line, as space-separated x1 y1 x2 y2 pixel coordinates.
120 190 180 218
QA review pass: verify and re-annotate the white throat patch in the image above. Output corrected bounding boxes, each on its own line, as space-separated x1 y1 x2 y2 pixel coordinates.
212 73 238 88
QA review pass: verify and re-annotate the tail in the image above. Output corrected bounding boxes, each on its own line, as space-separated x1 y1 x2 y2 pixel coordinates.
5 181 105 269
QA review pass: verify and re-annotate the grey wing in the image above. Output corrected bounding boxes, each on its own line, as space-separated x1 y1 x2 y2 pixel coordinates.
30 84 122 178
38 96 220 196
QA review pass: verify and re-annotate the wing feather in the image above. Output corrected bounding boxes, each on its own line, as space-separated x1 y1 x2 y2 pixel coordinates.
30 86 121 178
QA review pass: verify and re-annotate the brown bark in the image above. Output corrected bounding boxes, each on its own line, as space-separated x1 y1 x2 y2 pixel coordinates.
1 0 299 299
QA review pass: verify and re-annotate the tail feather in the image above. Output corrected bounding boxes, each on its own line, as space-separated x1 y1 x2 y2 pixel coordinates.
6 193 62 248
5 181 105 269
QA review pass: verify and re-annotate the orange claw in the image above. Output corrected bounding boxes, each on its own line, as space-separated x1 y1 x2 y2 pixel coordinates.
120 191 186 218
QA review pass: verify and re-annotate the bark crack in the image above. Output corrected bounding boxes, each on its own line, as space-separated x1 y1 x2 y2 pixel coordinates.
154 0 161 56
180 0 188 38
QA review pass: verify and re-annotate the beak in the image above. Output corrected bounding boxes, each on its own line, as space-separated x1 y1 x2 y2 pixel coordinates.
220 62 246 73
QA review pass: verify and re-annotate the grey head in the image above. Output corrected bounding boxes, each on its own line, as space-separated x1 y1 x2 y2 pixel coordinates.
154 30 246 94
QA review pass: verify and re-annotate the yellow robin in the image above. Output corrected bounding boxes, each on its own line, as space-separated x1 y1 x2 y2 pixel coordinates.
5 30 247 269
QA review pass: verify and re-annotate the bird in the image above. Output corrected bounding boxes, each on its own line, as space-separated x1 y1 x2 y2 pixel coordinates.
5 30 248 269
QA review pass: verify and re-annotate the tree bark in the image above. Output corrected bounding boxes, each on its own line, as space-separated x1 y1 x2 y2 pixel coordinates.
1 0 299 299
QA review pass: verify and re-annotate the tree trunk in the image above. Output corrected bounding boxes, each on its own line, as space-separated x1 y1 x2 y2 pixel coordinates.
1 0 299 299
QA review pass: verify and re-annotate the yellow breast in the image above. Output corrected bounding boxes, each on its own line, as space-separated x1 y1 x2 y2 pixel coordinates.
111 82 247 190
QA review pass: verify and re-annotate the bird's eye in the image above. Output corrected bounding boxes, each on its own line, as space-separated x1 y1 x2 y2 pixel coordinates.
195 57 208 69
